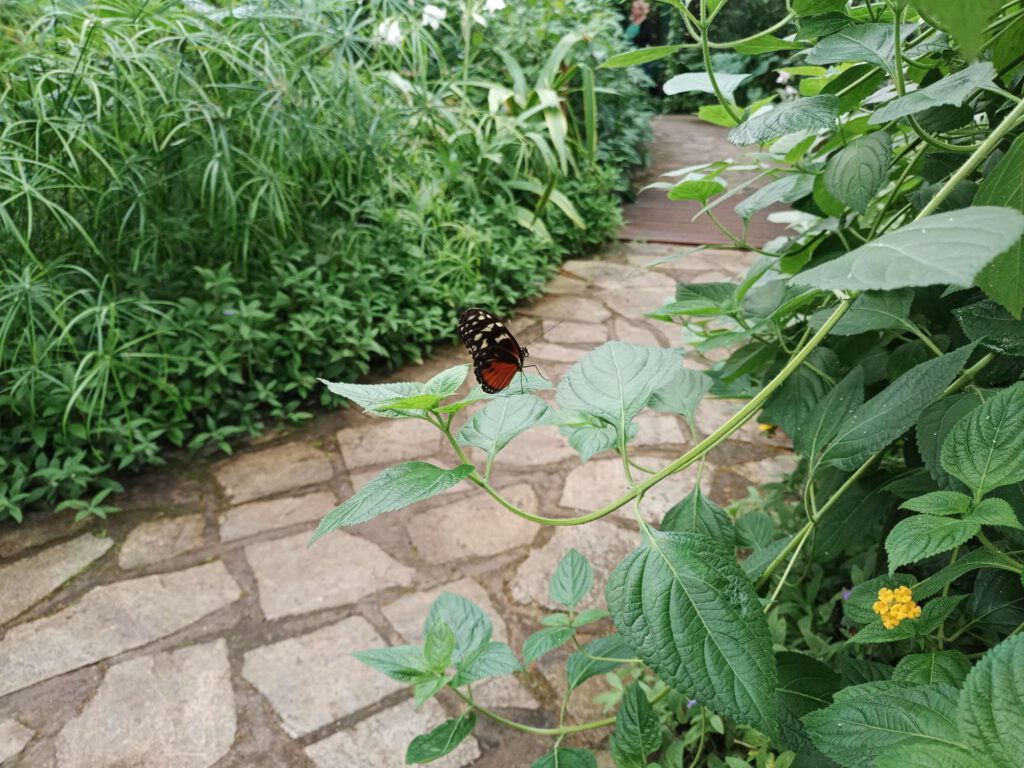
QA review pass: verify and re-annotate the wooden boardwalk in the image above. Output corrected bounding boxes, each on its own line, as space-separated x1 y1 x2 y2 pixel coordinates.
619 115 787 247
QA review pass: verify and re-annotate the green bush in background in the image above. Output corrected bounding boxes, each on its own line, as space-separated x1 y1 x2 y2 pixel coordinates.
0 0 652 522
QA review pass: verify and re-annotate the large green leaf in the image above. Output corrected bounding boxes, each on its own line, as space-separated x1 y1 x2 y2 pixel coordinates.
555 410 636 462
956 300 1024 357
912 0 1004 60
791 366 864 459
875 742 988 768
606 531 777 735
660 485 736 549
457 394 551 462
406 713 476 765
425 592 492 664
958 635 1024 768
729 95 840 146
353 645 430 683
916 392 985 488
941 382 1024 495
886 514 981 572
735 174 816 221
804 24 900 72
793 0 847 15
870 62 996 124
648 367 712 420
523 627 574 664
761 347 840 437
530 749 597 768
975 134 1024 317
549 549 593 610
793 207 1024 290
451 641 520 685
901 490 972 516
601 44 684 69
424 365 470 398
609 683 662 768
893 651 972 687
802 681 964 767
566 634 634 690
828 289 914 335
913 546 1017 599
775 651 840 759
663 72 750 100
822 345 972 470
556 342 681 440
319 377 425 418
968 497 1022 529
823 131 892 214
311 462 475 542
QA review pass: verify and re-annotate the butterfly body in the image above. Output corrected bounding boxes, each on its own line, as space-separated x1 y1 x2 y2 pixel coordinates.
457 308 528 393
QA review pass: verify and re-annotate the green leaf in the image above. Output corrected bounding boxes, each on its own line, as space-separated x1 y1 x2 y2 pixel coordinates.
452 642 520 685
555 410 636 462
958 634 1024 768
791 366 864 459
668 179 726 203
874 742 988 768
698 103 741 128
556 342 681 440
886 514 980 572
823 131 892 214
660 486 736 549
412 675 450 708
609 683 662 768
912 0 1004 60
457 394 551 462
941 382 1024 495
572 608 608 628
406 712 476 765
975 135 1024 317
424 365 470 398
735 174 816 222
794 0 848 15
916 392 986 488
893 651 972 686
523 627 574 664
793 207 1024 290
822 345 973 470
870 62 996 124
424 621 456 671
311 463 475 542
844 575 918 625
761 347 840 437
550 549 593 610
735 34 803 54
968 497 1023 529
829 289 914 335
567 635 634 690
735 512 774 549
822 63 888 113
601 45 684 69
606 531 777 736
775 652 840 759
648 367 712 420
729 95 840 146
425 592 492 664
914 546 1018 599
802 681 963 767
957 300 1024 356
649 282 736 318
530 748 597 768
663 72 750 100
901 491 972 516
319 377 425 418
804 24 899 72
353 645 430 683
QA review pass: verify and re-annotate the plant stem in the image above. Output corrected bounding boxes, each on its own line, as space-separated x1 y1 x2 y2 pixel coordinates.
699 0 742 123
452 688 616 736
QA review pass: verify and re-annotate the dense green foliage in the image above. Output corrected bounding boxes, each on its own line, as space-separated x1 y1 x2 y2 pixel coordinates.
0 0 651 521
320 1 1024 765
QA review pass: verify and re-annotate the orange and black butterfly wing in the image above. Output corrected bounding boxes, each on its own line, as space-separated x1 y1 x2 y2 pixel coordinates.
457 308 526 394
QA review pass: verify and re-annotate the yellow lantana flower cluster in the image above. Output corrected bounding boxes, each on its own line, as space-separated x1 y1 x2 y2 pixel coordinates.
873 586 922 629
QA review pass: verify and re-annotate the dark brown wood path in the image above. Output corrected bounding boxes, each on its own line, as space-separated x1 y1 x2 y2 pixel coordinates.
619 115 788 247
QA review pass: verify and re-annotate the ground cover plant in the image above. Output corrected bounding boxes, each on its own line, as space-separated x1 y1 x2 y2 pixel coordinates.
316 0 1024 765
0 0 651 522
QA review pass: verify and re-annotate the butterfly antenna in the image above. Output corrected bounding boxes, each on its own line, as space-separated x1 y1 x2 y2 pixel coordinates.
523 318 564 347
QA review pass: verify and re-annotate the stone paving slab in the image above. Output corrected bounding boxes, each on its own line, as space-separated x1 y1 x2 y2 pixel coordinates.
214 442 334 504
0 718 33 764
55 640 235 768
242 616 403 737
337 418 445 470
0 561 240 698
245 529 416 620
304 698 481 768
0 533 112 625
219 490 338 542
118 514 204 569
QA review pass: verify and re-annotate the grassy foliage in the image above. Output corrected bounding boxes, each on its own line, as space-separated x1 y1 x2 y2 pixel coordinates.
0 0 652 521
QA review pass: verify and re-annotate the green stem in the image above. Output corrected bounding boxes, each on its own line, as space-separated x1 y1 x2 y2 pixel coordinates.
707 13 796 47
699 1 742 123
452 688 616 736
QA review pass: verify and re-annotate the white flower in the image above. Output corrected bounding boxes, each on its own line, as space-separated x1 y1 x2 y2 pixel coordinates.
484 0 506 11
422 4 446 29
376 19 403 46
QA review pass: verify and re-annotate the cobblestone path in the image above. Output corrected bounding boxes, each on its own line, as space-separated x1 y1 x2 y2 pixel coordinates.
0 239 800 767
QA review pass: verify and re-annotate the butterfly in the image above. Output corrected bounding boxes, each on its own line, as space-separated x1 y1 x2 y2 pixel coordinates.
457 308 529 393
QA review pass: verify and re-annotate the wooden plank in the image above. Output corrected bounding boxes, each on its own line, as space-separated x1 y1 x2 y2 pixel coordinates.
619 115 789 247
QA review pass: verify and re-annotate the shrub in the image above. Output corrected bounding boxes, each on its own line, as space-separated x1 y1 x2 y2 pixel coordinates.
0 0 652 522
320 1 1024 765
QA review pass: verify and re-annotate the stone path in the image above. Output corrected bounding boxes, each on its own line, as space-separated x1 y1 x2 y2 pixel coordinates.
0 240 799 767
